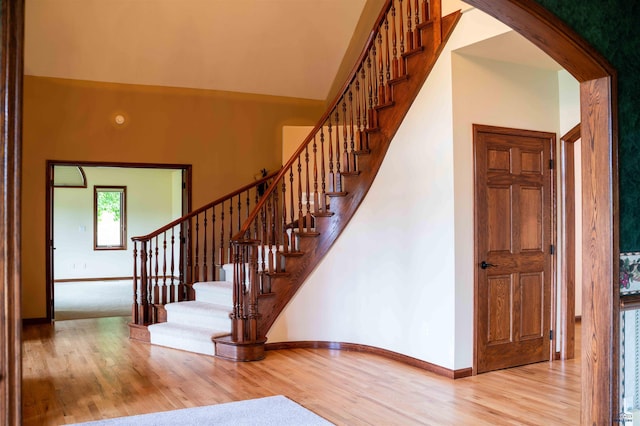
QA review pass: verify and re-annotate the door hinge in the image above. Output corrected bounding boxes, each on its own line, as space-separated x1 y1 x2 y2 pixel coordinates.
549 159 554 169
550 244 555 254
182 182 186 189
549 330 553 340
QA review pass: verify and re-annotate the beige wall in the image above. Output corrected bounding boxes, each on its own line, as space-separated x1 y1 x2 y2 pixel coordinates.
22 76 324 318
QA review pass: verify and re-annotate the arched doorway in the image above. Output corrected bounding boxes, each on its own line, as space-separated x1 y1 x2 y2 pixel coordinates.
464 1 616 423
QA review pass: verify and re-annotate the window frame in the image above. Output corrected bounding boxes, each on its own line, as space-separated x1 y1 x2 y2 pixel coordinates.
93 185 127 250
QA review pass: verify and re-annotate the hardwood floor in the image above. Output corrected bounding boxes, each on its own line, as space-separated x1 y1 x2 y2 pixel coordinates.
22 317 581 425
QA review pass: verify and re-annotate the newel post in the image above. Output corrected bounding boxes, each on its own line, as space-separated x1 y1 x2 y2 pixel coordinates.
214 237 265 361
230 239 261 342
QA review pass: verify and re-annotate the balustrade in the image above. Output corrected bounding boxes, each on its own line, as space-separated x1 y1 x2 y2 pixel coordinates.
130 0 442 350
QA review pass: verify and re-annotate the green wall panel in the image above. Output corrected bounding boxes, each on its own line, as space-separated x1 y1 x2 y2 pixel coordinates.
533 0 640 251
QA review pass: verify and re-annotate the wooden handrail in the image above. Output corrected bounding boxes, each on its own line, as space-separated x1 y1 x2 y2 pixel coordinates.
132 169 280 242
231 0 398 243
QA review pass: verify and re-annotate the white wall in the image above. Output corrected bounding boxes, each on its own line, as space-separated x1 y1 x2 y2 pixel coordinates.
54 167 182 279
558 70 582 317
268 8 579 371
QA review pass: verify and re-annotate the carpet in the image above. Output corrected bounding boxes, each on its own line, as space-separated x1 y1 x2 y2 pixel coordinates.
54 280 131 321
71 395 333 425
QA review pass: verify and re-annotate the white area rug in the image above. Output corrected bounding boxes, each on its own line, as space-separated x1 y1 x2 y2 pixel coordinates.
71 395 332 425
55 280 131 321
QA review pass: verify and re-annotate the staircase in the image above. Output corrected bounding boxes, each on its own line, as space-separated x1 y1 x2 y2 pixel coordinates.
129 0 461 360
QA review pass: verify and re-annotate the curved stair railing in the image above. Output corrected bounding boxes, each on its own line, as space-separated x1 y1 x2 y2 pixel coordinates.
215 0 462 360
130 171 279 327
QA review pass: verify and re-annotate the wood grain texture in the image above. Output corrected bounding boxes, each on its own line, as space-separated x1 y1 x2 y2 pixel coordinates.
560 123 580 361
265 341 472 379
22 317 581 425
473 125 554 374
1 0 24 424
580 77 617 425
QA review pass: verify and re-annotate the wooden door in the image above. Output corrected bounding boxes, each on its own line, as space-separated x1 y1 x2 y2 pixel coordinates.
474 124 555 374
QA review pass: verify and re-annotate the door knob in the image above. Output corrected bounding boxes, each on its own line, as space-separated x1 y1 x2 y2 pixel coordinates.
480 261 497 269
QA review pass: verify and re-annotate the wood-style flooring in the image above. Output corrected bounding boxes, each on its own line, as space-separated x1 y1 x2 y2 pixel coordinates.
22 317 581 425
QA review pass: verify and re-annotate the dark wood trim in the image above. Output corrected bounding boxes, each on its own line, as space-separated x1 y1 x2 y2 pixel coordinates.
560 123 580 361
45 160 193 323
53 165 87 188
575 315 582 323
22 318 49 326
93 185 127 251
265 341 472 379
54 276 132 283
0 0 24 423
462 1 616 422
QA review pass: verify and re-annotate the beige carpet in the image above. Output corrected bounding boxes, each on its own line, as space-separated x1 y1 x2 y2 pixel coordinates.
54 280 132 321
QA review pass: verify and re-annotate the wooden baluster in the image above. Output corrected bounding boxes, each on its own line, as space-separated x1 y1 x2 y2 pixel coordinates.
377 32 385 104
367 53 375 127
260 203 267 274
272 184 281 279
133 243 139 324
203 213 208 282
319 127 327 212
170 228 176 302
334 110 342 192
254 190 260 241
342 97 351 173
349 90 357 171
211 209 216 281
162 233 167 304
355 79 362 152
219 202 225 266
153 237 159 309
289 165 297 252
228 200 233 266
194 216 200 282
406 0 414 51
272 190 279 275
297 155 303 234
304 144 312 231
361 67 370 149
415 0 422 47
422 0 429 22
282 178 289 253
179 224 186 301
139 242 149 323
267 194 274 274
312 135 319 214
431 0 441 47
384 16 391 101
237 194 242 235
391 2 398 79
327 120 335 193
398 0 406 76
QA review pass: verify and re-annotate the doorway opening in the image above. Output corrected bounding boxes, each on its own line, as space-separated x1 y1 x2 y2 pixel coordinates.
46 161 192 322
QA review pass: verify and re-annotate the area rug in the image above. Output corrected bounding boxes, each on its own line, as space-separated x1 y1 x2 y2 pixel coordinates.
71 395 333 425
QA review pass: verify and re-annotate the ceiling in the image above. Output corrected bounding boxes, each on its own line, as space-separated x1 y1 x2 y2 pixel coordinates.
25 0 367 100
454 30 563 71
24 0 562 101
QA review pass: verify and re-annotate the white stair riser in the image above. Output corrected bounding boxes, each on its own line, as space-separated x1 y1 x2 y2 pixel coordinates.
166 310 230 330
150 332 215 356
194 288 232 306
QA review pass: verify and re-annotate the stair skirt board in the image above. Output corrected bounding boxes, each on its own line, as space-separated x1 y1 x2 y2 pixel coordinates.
148 322 230 356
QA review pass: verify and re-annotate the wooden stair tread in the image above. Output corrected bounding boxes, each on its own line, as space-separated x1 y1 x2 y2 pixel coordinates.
341 170 361 176
326 191 348 197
